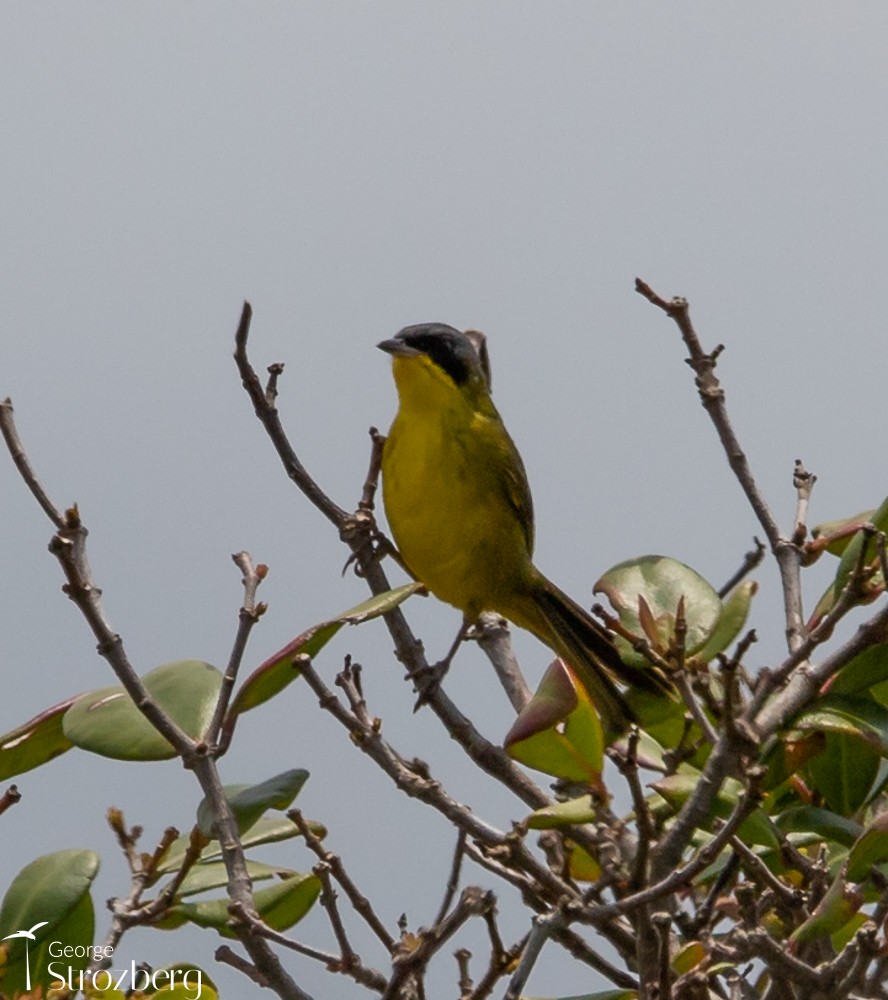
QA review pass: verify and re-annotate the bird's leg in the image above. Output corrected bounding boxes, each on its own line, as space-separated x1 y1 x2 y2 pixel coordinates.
409 617 473 710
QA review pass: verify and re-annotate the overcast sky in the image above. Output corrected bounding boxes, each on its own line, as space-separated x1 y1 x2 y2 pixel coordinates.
2 5 887 998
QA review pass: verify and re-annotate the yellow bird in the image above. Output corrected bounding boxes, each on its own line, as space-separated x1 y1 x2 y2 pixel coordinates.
378 323 670 738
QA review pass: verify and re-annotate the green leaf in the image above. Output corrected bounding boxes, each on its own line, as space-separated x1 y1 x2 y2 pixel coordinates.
526 795 597 830
776 806 862 849
812 508 877 556
804 732 881 816
0 698 77 780
625 687 698 758
652 772 779 849
830 646 888 696
175 861 295 898
159 873 321 935
504 659 604 787
671 940 706 974
847 811 888 882
563 841 602 883
595 555 722 665
694 581 756 663
196 768 309 838
63 661 222 761
229 583 423 718
0 849 99 996
790 871 863 947
811 496 888 622
794 694 888 756
156 815 323 876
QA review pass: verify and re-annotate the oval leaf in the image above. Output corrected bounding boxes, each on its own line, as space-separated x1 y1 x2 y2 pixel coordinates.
847 811 888 882
156 815 324 877
804 731 881 816
505 660 604 787
652 772 779 849
230 583 423 718
830 646 888 697
595 556 721 664
0 849 99 996
63 661 223 761
694 580 757 663
175 860 295 899
526 795 597 830
196 769 309 838
794 695 888 757
0 698 77 781
160 873 321 935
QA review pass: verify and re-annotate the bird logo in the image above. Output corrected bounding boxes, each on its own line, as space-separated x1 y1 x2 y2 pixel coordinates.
2 921 49 991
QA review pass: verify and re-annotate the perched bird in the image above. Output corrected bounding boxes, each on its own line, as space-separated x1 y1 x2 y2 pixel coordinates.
378 323 670 738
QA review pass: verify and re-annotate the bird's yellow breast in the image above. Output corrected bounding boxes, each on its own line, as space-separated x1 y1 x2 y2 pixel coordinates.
381 355 533 617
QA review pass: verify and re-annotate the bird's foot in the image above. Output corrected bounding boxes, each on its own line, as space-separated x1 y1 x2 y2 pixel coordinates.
408 659 451 711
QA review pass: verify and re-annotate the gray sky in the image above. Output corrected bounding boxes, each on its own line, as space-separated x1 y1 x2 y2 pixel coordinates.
2 5 887 997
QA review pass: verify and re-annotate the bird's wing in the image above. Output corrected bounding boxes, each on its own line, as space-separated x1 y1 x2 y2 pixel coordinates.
473 412 535 555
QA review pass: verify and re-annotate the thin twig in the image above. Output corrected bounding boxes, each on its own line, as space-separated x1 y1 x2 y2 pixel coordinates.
608 730 652 890
653 911 673 1000
382 887 496 1000
314 864 360 972
360 427 386 513
636 280 807 655
300 660 576 905
718 537 766 599
729 837 801 910
233 302 348 529
791 460 817 546
207 551 267 750
502 902 570 1000
620 766 763 912
673 671 719 746
434 830 468 926
290 808 395 953
0 398 65 528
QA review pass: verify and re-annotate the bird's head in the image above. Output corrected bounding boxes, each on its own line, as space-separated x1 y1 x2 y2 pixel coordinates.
378 324 492 401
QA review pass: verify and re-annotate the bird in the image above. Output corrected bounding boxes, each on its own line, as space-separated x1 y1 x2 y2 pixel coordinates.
377 322 671 739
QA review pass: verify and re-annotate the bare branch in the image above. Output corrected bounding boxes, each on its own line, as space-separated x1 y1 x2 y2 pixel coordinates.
434 830 468 926
751 596 888 738
382 887 496 1000
471 613 531 712
791 460 817 546
636 279 807 655
290 808 395 954
608 730 653 890
719 537 766 599
233 302 348 529
207 551 267 750
0 398 65 528
300 660 575 905
502 902 570 1000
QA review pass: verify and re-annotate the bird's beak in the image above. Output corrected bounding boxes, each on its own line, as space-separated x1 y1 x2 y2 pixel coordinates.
377 338 420 357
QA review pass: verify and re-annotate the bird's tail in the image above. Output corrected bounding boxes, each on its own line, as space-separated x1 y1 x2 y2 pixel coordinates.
504 573 673 741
